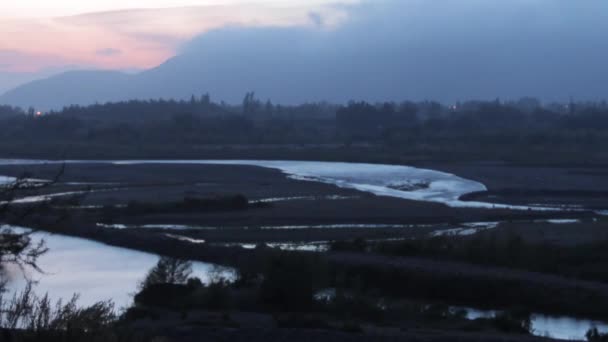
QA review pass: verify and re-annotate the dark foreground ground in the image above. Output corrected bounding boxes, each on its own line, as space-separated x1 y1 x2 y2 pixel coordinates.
1 325 559 342
1 161 597 248
2 160 608 341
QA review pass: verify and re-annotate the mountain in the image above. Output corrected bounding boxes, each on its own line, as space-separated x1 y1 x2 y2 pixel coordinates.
0 72 44 95
0 28 403 110
0 70 133 110
2 0 608 110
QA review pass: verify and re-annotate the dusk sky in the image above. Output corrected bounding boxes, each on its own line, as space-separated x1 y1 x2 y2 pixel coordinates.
3 0 608 103
0 0 357 73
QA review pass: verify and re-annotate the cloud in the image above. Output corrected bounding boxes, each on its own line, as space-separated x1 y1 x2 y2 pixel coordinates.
96 48 122 57
5 0 608 105
308 12 324 27
174 0 608 103
0 2 353 72
0 49 77 73
1 0 361 18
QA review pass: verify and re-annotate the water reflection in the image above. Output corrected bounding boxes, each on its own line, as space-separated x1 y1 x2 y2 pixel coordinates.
5 226 235 308
465 308 608 340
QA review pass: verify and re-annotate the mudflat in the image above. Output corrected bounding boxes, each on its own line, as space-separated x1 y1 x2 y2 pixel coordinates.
0 162 583 232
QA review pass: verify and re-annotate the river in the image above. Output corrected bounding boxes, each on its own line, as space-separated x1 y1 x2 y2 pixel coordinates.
465 308 608 340
3 227 235 309
0 159 550 209
0 159 601 339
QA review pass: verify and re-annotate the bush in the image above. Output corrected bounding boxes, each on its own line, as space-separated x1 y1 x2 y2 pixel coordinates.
139 257 192 290
125 195 250 215
192 281 235 311
134 283 194 309
259 253 329 312
587 327 608 342
0 283 116 340
491 310 532 334
330 238 368 253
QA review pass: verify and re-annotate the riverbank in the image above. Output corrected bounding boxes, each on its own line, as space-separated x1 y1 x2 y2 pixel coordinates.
417 161 608 209
2 159 608 341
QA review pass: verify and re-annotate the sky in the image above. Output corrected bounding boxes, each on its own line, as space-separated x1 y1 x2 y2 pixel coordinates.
2 0 608 104
0 0 357 73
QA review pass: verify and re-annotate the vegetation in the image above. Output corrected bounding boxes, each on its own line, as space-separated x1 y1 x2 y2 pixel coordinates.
3 94 608 339
327 234 608 319
0 105 24 119
125 252 534 336
340 232 608 283
587 327 608 342
0 283 116 341
139 257 193 290
122 195 253 216
0 178 51 279
4 95 608 163
0 174 122 341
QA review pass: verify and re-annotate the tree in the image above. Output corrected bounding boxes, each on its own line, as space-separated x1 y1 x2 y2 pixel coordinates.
587 327 608 342
0 227 48 286
265 99 274 117
0 169 118 339
0 283 115 334
0 174 56 289
139 257 193 290
201 93 211 107
242 91 260 115
259 254 328 311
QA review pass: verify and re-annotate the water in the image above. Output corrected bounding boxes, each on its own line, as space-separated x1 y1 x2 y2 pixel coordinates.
532 315 608 340
4 227 235 309
266 242 330 252
310 293 607 340
0 175 16 184
260 223 421 230
3 190 87 204
0 159 547 209
431 227 484 237
465 308 608 340
253 194 358 203
214 241 330 252
431 221 500 237
96 223 218 230
544 219 582 224
165 233 206 244
0 159 602 338
111 160 504 209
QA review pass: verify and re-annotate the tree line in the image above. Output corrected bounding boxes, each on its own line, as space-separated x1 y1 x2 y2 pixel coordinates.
2 94 608 162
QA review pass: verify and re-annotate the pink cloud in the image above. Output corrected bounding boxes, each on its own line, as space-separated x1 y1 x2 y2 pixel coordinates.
0 3 350 73
0 49 79 73
96 48 122 57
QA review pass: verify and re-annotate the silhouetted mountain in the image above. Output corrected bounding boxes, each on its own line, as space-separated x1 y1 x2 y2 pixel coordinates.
2 0 608 110
0 70 132 110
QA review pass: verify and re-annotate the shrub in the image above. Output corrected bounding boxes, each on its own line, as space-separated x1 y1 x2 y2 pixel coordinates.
259 253 329 312
587 327 608 342
139 257 192 290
